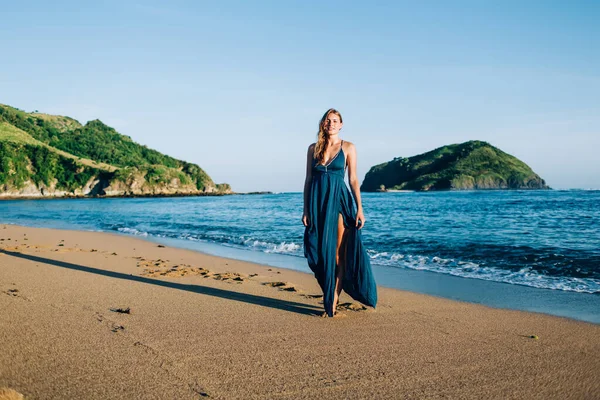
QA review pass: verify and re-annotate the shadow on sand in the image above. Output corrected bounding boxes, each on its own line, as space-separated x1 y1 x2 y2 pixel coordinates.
1 249 322 316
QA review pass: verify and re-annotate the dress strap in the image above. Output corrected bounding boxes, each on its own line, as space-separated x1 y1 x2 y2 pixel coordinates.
341 140 347 172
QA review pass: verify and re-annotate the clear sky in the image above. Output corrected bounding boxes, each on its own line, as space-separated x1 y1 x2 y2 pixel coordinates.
2 1 599 191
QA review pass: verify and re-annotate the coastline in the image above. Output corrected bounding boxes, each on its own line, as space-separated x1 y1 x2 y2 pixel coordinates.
1 224 599 399
3 214 598 325
0 189 557 200
0 192 232 201
0 191 275 201
149 234 600 324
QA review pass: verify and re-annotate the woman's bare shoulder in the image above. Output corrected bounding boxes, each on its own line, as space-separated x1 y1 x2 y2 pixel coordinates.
342 140 356 152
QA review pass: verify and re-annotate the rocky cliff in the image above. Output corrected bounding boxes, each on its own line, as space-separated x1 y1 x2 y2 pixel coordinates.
0 104 231 198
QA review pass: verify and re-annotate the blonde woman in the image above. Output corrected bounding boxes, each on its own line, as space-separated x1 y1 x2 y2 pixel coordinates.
303 108 377 317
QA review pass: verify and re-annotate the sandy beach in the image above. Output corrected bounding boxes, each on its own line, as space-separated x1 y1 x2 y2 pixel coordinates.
0 224 598 399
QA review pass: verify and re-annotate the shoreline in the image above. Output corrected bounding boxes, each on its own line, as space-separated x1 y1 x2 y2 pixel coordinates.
0 192 231 201
1 224 599 399
147 235 600 324
0 188 564 200
3 220 599 324
0 191 274 201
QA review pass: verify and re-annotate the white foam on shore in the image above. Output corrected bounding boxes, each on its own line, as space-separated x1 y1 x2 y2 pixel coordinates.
367 250 600 294
117 227 148 237
113 225 599 294
239 238 301 254
179 233 303 256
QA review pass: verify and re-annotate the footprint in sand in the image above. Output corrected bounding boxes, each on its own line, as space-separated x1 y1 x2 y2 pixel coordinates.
53 246 85 254
4 288 20 297
337 302 367 312
2 287 31 302
3 244 43 253
263 281 300 292
263 281 286 287
137 258 167 269
302 294 324 299
109 307 131 314
137 258 212 278
142 265 211 278
212 272 245 283
1 245 25 252
95 313 126 333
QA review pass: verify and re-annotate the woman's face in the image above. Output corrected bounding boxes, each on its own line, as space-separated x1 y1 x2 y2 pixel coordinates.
324 113 343 136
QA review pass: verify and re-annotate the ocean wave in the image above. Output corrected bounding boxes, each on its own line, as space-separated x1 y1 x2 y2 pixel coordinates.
115 225 303 257
116 227 148 237
112 225 599 294
240 238 302 254
367 250 600 294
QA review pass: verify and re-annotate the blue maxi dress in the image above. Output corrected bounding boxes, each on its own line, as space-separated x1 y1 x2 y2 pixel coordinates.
304 144 378 317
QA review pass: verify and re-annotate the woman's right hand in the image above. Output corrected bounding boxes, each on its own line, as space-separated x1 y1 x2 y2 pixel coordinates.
302 213 310 227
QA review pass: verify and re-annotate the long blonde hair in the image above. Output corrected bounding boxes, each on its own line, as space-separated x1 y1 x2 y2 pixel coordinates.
314 108 343 164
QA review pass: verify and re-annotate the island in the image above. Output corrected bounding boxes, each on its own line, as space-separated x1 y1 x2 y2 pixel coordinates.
361 140 549 192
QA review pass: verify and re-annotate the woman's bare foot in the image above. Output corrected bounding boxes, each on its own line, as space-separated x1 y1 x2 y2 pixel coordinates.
321 310 346 318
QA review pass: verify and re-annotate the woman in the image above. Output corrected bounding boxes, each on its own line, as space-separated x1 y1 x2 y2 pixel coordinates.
303 108 377 317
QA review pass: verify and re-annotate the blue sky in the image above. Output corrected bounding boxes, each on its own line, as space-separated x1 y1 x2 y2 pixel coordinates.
2 1 599 191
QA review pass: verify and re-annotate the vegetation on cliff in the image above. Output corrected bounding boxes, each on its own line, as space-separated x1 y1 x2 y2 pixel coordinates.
0 104 230 197
361 141 549 192
0 140 106 192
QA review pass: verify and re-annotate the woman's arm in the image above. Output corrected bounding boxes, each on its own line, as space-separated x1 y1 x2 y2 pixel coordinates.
302 144 315 227
345 142 366 229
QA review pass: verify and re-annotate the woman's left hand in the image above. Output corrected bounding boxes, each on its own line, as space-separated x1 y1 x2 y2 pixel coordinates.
356 209 366 229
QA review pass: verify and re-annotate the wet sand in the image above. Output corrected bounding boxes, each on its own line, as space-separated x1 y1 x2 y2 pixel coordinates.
1 224 598 399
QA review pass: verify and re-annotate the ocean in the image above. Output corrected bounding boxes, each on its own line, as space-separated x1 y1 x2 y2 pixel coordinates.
1 190 599 323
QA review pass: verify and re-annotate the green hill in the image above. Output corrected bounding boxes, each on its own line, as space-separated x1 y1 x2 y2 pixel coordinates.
0 104 231 198
361 140 549 192
0 121 46 146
